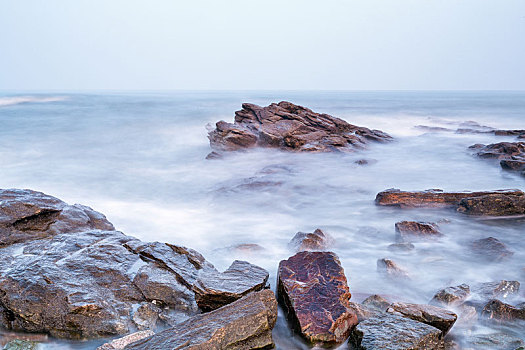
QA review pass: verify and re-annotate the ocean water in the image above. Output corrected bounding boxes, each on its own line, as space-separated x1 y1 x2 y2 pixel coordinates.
0 91 524 349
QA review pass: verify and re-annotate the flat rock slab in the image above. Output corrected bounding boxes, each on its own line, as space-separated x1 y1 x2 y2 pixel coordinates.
0 189 217 339
395 221 441 241
192 260 269 312
386 302 457 335
376 188 525 216
277 251 357 345
208 101 392 155
349 313 444 350
124 290 278 350
288 228 332 252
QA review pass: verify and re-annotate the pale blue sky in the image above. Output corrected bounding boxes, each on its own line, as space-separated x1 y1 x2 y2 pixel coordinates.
1 0 524 90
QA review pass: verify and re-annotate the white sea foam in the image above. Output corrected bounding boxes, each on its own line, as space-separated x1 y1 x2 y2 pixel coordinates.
0 96 66 107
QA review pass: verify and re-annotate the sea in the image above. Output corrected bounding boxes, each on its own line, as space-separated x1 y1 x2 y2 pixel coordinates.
0 91 524 349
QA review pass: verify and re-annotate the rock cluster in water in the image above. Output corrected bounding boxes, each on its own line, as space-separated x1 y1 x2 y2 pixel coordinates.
207 101 392 156
470 141 525 177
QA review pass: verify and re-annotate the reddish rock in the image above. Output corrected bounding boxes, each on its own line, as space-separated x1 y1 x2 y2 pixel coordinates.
208 101 392 155
386 302 457 335
481 299 525 321
375 188 523 209
277 251 357 345
377 258 410 279
192 260 269 312
430 284 470 306
458 194 525 216
470 237 514 261
395 221 441 241
288 228 332 252
473 141 525 159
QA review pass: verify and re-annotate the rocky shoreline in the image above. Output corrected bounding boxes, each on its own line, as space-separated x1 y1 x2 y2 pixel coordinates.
1 102 524 349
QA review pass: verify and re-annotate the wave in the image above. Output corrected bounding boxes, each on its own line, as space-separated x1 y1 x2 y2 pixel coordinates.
0 96 67 107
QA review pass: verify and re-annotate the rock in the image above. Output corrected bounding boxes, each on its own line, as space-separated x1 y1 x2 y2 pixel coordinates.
0 189 217 339
0 188 114 247
97 330 155 350
348 302 377 322
500 159 525 171
376 188 524 211
466 332 525 350
277 251 357 345
362 295 390 312
457 193 525 216
2 340 37 350
415 125 454 133
494 129 525 137
481 299 525 321
472 141 525 176
455 304 478 327
387 242 415 252
228 243 265 253
132 303 161 330
208 101 392 155
472 280 520 300
288 228 332 252
377 258 410 279
125 290 278 350
430 284 470 306
355 159 378 165
349 313 444 350
470 237 514 261
386 302 457 335
395 221 441 241
192 260 269 312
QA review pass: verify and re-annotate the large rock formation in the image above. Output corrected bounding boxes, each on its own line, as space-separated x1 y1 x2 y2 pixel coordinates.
277 251 357 345
470 141 525 176
192 260 269 312
0 189 217 339
124 290 278 350
430 284 470 306
350 313 444 350
208 101 392 154
376 189 525 216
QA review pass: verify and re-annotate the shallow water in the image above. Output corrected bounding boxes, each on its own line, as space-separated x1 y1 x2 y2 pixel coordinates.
0 91 524 349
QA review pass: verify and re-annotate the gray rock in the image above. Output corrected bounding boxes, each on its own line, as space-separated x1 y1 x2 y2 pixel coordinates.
386 302 457 335
466 332 525 350
2 340 37 350
471 237 514 262
349 313 444 350
377 258 410 279
124 290 278 350
430 284 470 306
362 295 390 312
97 331 155 350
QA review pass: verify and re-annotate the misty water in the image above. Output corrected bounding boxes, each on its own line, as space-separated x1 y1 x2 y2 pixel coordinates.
0 91 524 349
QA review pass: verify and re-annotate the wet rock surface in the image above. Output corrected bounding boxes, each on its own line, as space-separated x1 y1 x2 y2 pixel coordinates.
277 251 357 345
362 295 390 312
471 237 514 261
377 258 410 279
465 332 525 350
0 189 217 339
376 188 525 216
288 228 332 252
192 260 269 312
124 289 278 350
471 141 525 176
97 331 155 350
481 299 525 322
386 302 457 335
349 313 444 350
208 101 392 155
395 221 441 241
430 284 470 306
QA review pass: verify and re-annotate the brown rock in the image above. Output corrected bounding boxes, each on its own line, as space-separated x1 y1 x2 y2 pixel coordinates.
500 158 525 171
386 302 457 335
97 330 155 350
288 228 332 252
473 141 525 159
375 188 523 209
192 260 269 312
377 258 410 279
395 221 441 241
470 237 514 261
430 284 470 306
208 101 392 155
458 194 525 216
277 251 357 345
124 290 278 350
481 299 525 321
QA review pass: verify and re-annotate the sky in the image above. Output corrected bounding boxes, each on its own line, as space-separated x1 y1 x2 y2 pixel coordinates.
1 0 525 91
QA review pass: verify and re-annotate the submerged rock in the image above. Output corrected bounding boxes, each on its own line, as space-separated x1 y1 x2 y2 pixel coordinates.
349 313 444 350
376 188 525 216
395 221 441 241
362 295 391 312
277 251 357 345
386 302 457 335
208 101 392 155
125 290 278 350
288 228 332 252
2 340 38 350
466 332 525 350
192 260 269 312
470 237 514 261
377 258 410 279
387 242 415 252
473 280 520 300
430 284 470 306
0 189 217 339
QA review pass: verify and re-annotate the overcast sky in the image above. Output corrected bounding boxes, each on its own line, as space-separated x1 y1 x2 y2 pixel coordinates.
1 0 524 91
